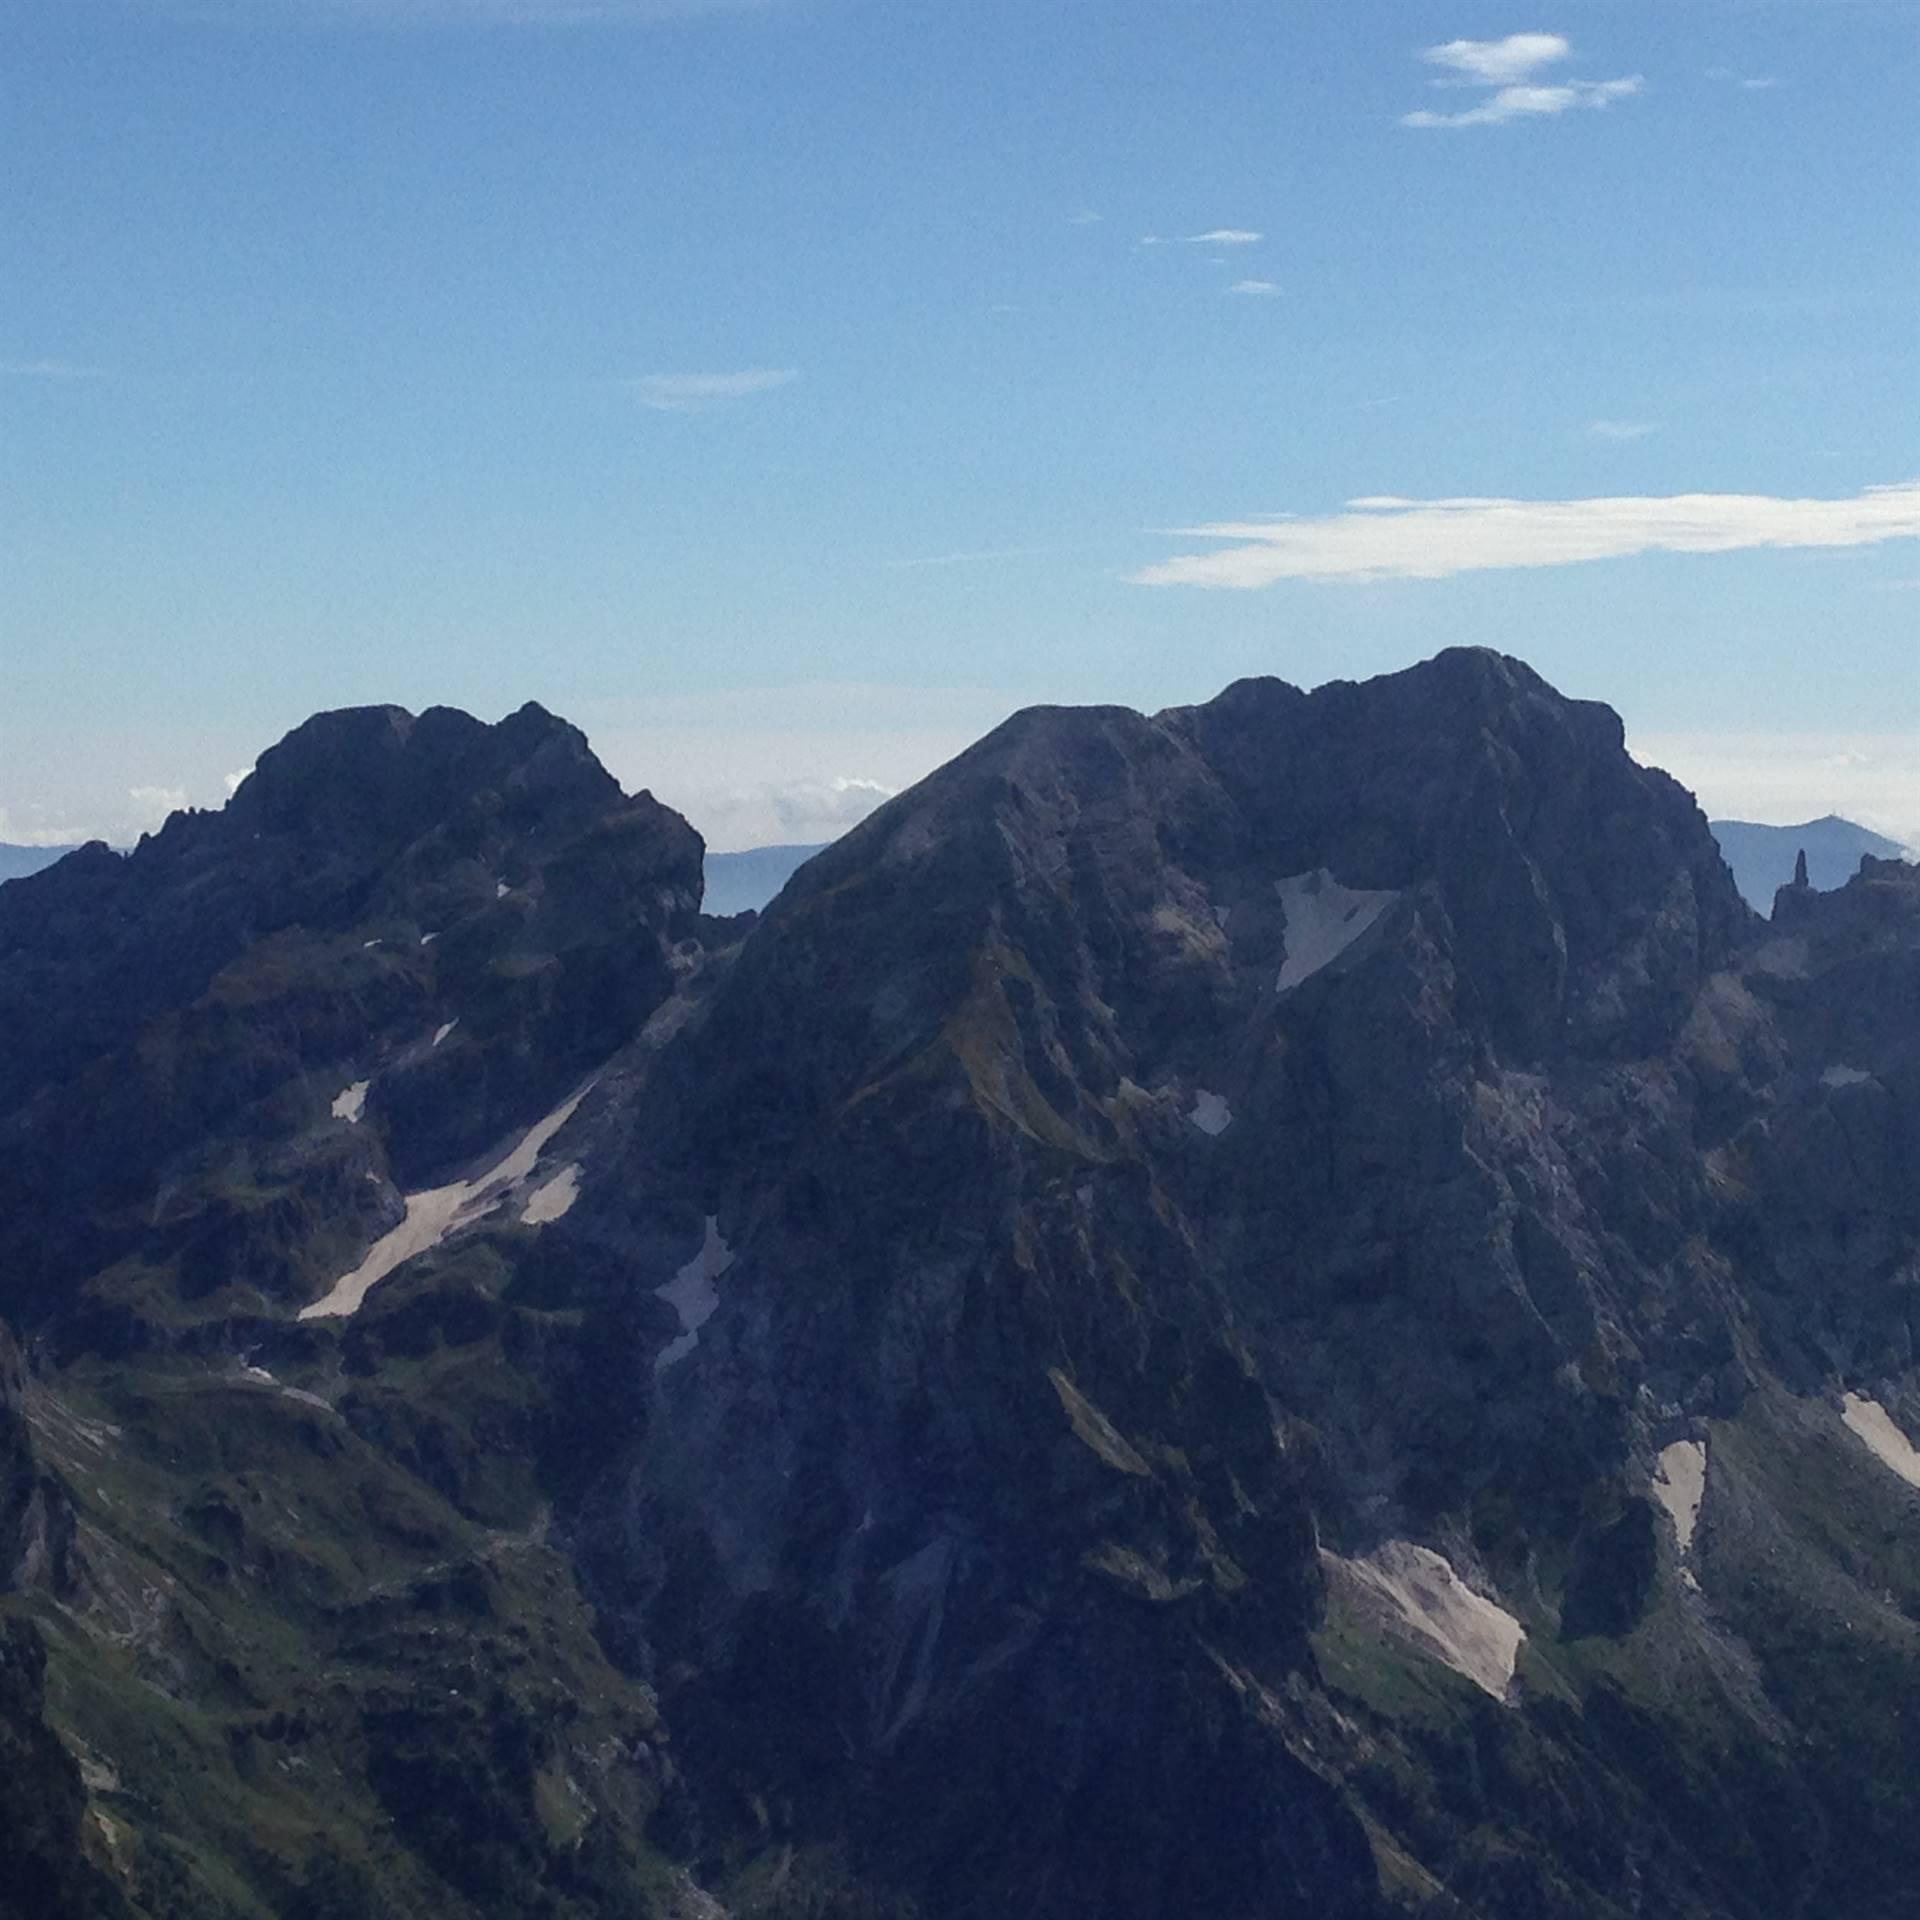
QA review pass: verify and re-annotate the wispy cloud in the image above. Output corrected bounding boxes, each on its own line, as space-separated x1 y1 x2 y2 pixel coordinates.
1589 419 1655 440
1 358 108 380
1405 34 1641 128
1066 209 1103 226
1405 76 1641 128
0 806 86 850
1228 279 1282 298
128 785 190 833
1130 481 1920 588
1140 228 1263 248
624 367 797 413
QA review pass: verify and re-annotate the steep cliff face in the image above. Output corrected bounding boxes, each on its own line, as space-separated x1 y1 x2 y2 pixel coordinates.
2 655 1918 1919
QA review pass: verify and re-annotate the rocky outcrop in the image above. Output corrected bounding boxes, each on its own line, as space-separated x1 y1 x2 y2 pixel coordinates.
0 702 702 1333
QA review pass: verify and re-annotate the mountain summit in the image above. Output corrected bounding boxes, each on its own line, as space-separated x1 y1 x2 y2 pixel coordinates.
2 653 1917 1920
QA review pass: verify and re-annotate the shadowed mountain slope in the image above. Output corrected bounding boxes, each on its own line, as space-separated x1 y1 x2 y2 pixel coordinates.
2 653 1918 1919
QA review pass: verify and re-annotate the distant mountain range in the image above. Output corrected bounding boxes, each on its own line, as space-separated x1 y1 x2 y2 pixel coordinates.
0 842 78 884
14 819 1909 919
701 840 826 916
701 819 1919 921
1708 814 1912 911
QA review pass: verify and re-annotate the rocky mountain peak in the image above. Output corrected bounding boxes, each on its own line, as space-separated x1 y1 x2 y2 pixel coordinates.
224 699 620 850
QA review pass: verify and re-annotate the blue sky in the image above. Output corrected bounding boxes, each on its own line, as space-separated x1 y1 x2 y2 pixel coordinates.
3 0 1916 849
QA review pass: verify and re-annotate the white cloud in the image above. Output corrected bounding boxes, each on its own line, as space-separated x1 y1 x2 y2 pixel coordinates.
1629 729 1920 852
1740 76 1782 91
0 806 86 849
1405 75 1641 128
1589 419 1655 440
1140 228 1262 248
1066 209 1103 226
1229 279 1282 298
224 766 254 796
1 358 107 380
572 682 1020 852
624 368 797 412
1405 34 1640 128
128 785 190 833
1421 33 1570 86
1129 480 1920 588
681 775 897 849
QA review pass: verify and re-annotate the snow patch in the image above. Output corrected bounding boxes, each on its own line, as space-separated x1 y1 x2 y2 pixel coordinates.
299 1082 594 1320
1842 1394 1920 1490
1822 1065 1873 1089
331 1081 369 1124
432 1020 458 1048
419 931 439 946
654 1217 734 1372
1329 1541 1525 1700
495 881 509 899
1274 870 1398 993
522 1164 581 1226
1653 1440 1707 1587
1189 1089 1232 1137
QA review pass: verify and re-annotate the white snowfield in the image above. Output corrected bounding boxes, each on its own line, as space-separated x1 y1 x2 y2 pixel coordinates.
1821 1065 1873 1089
521 1164 581 1225
654 1216 735 1372
1189 1089 1233 1136
298 1082 594 1321
330 1081 369 1124
1653 1440 1708 1589
1841 1394 1920 1490
1274 870 1399 993
1330 1541 1526 1700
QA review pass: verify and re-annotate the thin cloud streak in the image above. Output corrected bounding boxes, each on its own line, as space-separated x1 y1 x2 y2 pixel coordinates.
1139 228 1263 247
623 367 797 412
2 359 108 380
1229 279 1282 298
1130 481 1920 588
